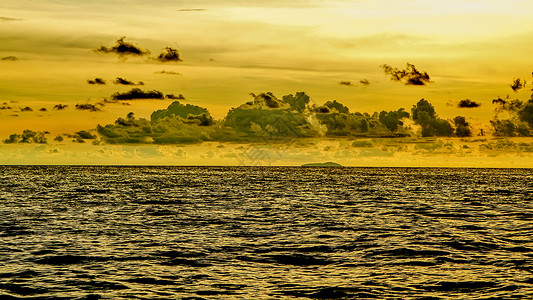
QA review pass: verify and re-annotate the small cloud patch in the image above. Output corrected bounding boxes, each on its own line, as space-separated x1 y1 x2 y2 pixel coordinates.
1 56 18 61
381 63 431 85
458 99 481 108
156 47 182 62
88 78 106 85
111 88 164 100
75 103 101 112
95 37 149 57
114 77 144 86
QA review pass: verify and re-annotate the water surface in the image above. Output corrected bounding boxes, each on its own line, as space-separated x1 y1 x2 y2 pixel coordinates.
0 166 532 299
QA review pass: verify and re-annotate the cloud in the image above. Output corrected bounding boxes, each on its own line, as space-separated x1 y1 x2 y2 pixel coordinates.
113 77 144 86
20 107 33 112
95 37 149 57
381 63 431 85
90 92 475 146
510 78 526 92
53 104 68 110
411 99 455 137
155 70 182 75
0 17 21 22
492 97 523 113
3 130 47 144
0 103 12 110
1 56 18 61
69 130 97 143
166 94 185 100
87 78 106 85
156 47 182 63
111 88 164 100
97 104 214 144
458 99 481 108
339 81 353 86
75 103 101 112
360 79 370 85
39 108 47 112
177 9 206 12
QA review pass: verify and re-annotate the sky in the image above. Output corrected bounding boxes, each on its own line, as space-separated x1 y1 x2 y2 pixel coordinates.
1 0 533 166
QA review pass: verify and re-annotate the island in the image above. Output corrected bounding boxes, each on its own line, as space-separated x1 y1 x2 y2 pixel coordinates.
300 162 343 167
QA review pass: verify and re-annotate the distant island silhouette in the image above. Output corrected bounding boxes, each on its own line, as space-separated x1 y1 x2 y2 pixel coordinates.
301 162 342 167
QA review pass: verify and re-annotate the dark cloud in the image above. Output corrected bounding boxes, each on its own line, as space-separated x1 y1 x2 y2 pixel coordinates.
20 107 33 112
3 130 47 144
39 108 47 112
1 56 18 61
177 9 206 12
95 37 149 57
0 103 12 110
360 79 370 85
156 70 182 75
0 17 21 22
166 94 185 100
381 63 431 85
75 103 101 112
156 47 182 63
339 81 353 86
510 78 526 92
113 77 144 86
87 78 106 85
53 104 68 110
458 99 481 108
54 135 64 142
111 88 164 100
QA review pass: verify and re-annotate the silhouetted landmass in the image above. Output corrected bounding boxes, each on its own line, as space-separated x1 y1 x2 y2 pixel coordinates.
111 88 164 100
95 37 149 56
382 63 431 85
301 162 342 167
360 79 370 85
20 107 33 112
339 81 352 86
458 99 480 108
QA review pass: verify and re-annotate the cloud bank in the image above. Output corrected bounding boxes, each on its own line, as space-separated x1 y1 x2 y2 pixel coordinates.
91 92 476 146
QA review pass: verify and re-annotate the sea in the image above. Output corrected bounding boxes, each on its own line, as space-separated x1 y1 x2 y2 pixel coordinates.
0 166 532 299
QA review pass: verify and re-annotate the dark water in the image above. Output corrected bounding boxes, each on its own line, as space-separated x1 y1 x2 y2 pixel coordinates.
0 166 532 299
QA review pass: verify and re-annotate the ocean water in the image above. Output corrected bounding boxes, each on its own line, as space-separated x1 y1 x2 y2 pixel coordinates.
0 166 532 299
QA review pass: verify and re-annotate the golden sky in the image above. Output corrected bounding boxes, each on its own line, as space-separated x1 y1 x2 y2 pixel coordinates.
1 0 533 165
